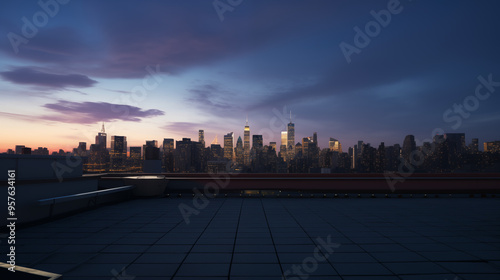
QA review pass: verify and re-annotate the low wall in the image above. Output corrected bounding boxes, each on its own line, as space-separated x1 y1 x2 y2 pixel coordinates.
162 173 500 194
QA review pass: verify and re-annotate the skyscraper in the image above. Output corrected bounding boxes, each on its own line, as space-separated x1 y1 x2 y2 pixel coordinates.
280 131 288 160
174 138 203 173
235 136 244 165
162 138 175 172
470 138 479 153
89 124 108 172
110 136 127 171
143 140 159 160
302 137 310 157
95 123 107 151
244 118 250 166
129 146 142 171
143 140 161 173
402 135 416 163
198 130 205 148
111 136 127 154
224 132 234 161
252 135 263 150
287 111 295 160
329 138 342 153
163 139 174 152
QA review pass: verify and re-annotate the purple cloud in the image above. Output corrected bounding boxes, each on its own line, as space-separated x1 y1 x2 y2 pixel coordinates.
0 67 97 89
187 82 241 112
42 101 164 124
0 1 344 79
163 122 201 132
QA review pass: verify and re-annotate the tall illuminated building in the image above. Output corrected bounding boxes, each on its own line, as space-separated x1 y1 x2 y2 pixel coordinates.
128 146 142 171
329 138 342 153
89 123 108 172
163 139 174 152
287 111 295 160
199 130 205 148
95 123 107 151
280 131 287 161
244 117 250 165
224 132 234 161
111 136 127 154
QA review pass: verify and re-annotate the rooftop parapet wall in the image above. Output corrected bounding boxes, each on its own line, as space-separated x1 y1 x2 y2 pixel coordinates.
0 154 83 181
102 173 500 194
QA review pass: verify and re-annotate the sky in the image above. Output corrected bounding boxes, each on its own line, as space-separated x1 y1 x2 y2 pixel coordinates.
1 0 500 153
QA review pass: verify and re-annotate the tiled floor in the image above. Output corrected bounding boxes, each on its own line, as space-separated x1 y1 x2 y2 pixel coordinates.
3 197 500 279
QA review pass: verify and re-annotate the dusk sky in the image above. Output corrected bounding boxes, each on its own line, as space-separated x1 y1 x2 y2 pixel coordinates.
1 0 499 152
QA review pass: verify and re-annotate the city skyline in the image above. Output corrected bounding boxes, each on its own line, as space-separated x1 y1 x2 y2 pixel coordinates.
1 1 500 153
7 119 499 175
2 115 499 154
4 119 496 155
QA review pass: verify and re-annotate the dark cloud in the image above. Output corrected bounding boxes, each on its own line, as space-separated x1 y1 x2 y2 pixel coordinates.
0 67 97 89
0 1 351 79
187 82 242 112
42 101 164 124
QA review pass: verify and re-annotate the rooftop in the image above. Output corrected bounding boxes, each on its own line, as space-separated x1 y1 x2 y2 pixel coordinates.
4 196 500 279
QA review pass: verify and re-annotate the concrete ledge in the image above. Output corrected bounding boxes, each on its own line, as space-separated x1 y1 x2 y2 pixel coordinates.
38 185 135 206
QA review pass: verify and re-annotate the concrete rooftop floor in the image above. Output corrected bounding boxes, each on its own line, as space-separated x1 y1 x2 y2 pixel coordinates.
4 197 500 280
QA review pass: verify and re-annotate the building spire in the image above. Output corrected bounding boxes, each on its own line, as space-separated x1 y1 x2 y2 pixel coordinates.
246 114 248 126
289 110 292 123
211 135 218 145
101 122 105 133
